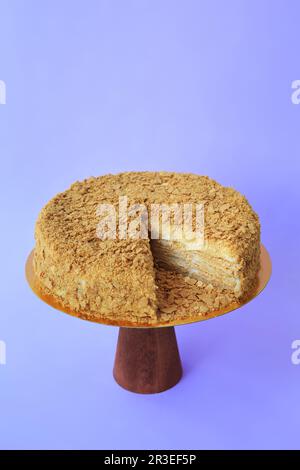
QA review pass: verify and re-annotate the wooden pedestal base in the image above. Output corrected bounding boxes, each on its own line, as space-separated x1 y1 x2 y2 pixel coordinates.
113 327 182 394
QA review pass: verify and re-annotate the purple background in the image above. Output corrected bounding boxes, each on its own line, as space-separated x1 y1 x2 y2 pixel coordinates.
0 0 299 450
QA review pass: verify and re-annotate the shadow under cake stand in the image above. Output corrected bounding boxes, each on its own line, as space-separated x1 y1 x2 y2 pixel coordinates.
26 245 271 394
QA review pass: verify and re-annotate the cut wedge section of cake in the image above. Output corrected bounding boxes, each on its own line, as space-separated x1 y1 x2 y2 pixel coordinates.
151 237 259 300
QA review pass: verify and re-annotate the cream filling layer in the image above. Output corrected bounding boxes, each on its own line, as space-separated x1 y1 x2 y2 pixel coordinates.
151 239 242 296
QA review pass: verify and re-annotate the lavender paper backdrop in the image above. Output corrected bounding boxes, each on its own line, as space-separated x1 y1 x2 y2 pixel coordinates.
0 0 299 450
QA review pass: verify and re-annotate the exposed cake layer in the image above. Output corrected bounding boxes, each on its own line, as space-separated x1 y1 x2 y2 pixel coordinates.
151 238 259 299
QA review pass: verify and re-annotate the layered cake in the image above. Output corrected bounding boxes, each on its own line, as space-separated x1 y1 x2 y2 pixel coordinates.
34 172 260 325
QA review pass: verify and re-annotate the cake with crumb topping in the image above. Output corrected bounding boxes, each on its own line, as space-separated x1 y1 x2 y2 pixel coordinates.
34 172 260 325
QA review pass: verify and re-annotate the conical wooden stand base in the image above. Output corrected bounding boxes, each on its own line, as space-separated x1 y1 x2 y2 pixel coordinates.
113 327 182 394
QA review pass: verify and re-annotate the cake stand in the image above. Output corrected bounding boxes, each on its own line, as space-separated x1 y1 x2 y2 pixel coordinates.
25 245 271 394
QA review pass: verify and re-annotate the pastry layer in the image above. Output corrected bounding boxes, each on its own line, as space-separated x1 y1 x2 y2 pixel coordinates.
151 238 260 299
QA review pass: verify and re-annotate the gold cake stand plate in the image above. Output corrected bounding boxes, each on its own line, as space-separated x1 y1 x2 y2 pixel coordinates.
26 245 271 394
